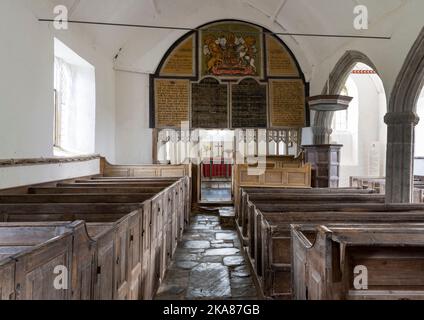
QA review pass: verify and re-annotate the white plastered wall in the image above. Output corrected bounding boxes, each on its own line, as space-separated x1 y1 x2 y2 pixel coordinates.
115 71 152 164
332 69 388 187
0 0 115 188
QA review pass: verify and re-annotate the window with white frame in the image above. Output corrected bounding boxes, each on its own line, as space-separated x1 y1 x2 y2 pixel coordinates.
332 86 349 131
53 39 96 156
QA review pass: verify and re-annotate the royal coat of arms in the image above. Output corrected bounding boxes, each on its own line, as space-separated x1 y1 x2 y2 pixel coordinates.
200 22 263 78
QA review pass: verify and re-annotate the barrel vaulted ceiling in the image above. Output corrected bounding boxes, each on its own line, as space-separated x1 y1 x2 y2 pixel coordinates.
27 0 413 76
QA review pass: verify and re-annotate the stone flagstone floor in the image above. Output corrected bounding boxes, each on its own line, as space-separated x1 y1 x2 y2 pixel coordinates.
155 211 258 300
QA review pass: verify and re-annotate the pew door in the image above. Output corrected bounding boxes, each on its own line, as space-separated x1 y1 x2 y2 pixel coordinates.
128 212 142 300
71 224 96 300
14 235 73 300
93 231 115 300
114 218 130 300
142 201 154 300
0 259 15 300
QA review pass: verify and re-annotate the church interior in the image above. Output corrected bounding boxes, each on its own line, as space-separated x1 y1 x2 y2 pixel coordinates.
1 0 424 302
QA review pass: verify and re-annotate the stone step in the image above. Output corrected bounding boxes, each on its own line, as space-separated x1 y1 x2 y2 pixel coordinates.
219 207 236 229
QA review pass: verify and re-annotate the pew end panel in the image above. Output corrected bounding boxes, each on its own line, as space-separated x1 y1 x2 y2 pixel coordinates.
0 259 15 300
292 224 424 300
13 232 74 300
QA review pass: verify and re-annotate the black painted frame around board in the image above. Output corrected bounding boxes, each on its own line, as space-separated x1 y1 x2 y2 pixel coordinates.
149 19 310 130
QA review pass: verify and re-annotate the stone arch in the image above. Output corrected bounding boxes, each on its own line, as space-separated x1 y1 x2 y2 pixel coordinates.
322 50 379 95
313 50 379 144
385 27 424 203
389 28 424 114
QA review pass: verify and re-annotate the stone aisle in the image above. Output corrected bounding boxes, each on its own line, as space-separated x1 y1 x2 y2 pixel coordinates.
155 211 258 300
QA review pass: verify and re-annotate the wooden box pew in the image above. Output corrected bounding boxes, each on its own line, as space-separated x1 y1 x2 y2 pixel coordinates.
57 181 176 188
291 224 424 300
414 185 424 203
0 177 190 300
237 187 377 226
251 202 424 271
99 158 191 179
0 194 186 296
74 178 179 184
150 187 183 289
240 193 385 241
85 177 179 182
241 187 377 195
0 194 157 204
55 177 191 226
0 205 162 300
0 217 148 301
350 176 386 193
240 193 386 253
85 214 142 301
0 208 140 300
255 207 424 300
238 188 375 235
0 221 86 300
99 159 192 221
0 258 14 300
27 176 190 230
28 186 166 194
0 203 140 223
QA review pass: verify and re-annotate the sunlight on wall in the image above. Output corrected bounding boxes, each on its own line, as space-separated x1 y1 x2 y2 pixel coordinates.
332 77 359 166
54 38 96 156
331 63 387 187
415 90 424 157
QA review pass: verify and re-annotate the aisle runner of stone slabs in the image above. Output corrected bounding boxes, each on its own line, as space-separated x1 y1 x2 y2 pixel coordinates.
155 213 258 300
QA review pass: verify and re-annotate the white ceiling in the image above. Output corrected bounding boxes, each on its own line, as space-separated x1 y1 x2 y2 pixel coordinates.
27 0 410 73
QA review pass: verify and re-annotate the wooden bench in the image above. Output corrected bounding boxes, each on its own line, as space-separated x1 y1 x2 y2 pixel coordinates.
238 188 386 261
28 187 166 194
0 258 15 300
239 192 385 241
88 177 180 181
100 157 191 178
415 185 424 203
237 187 377 227
0 176 190 300
0 221 86 300
0 218 145 300
0 194 157 203
57 182 176 188
74 178 179 183
239 192 424 299
254 206 424 299
350 176 386 194
292 224 424 300
349 176 424 203
238 189 384 249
